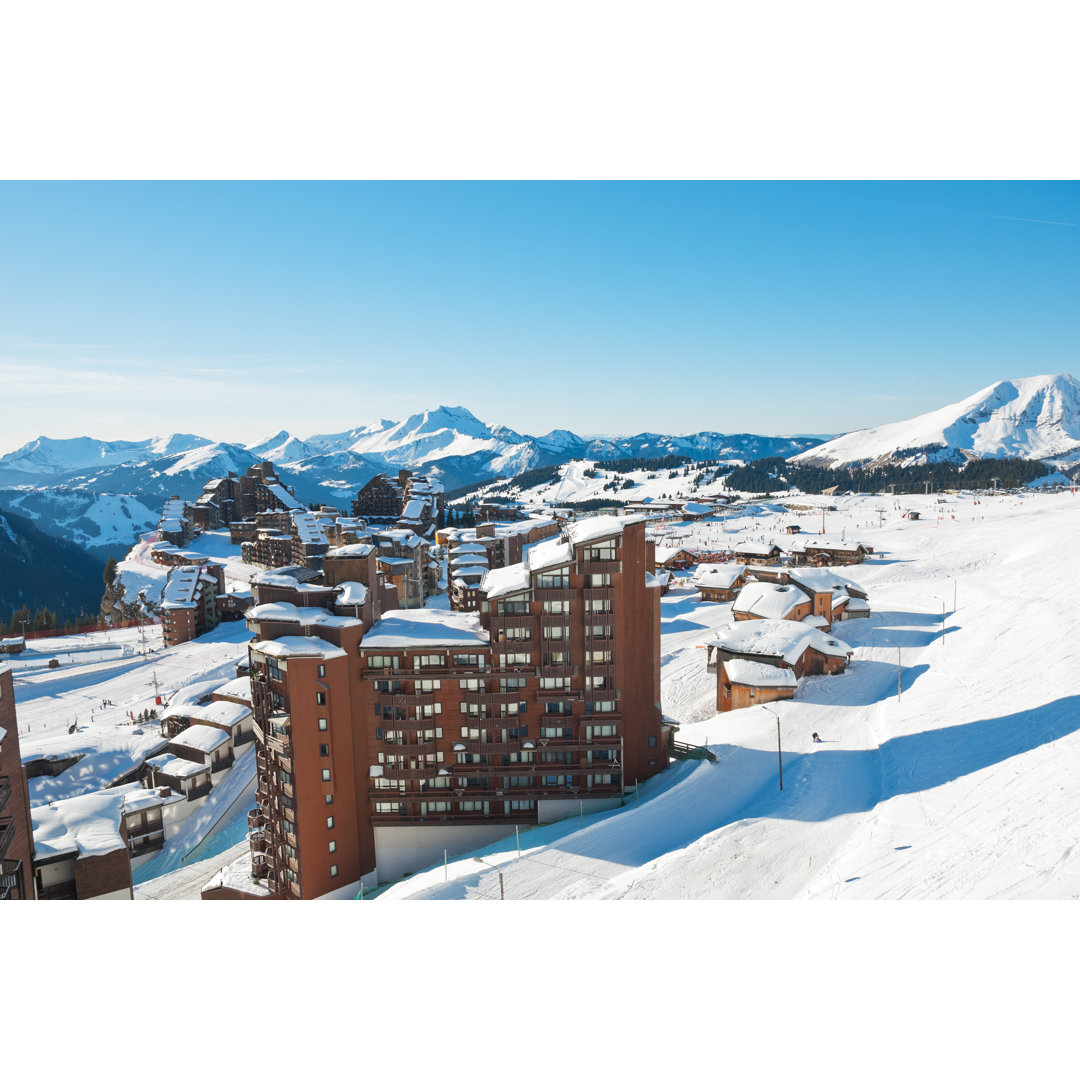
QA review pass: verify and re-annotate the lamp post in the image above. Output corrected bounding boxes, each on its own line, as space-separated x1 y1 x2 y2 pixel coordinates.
762 705 783 791
473 856 504 900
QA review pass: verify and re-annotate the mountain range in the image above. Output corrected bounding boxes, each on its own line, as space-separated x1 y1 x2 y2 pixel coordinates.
2 376 1077 561
792 373 1080 471
0 407 825 555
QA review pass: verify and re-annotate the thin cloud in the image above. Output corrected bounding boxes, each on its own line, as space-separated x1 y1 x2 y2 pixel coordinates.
968 212 1078 228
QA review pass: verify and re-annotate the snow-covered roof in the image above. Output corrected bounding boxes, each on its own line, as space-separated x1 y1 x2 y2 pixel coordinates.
292 512 328 545
732 582 809 621
212 676 252 703
245 602 361 629
566 514 643 546
528 536 573 572
334 580 370 607
692 563 747 590
170 724 231 754
711 619 852 664
481 563 531 600
400 498 426 521
732 540 781 556
32 785 139 859
146 753 211 778
161 566 212 609
360 608 489 650
451 553 489 567
723 659 798 688
251 636 348 661
265 483 304 511
786 566 868 600
802 538 868 552
450 542 489 554
179 699 252 729
326 543 376 558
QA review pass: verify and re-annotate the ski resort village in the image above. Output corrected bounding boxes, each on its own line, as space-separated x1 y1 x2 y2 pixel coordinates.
3 375 1080 901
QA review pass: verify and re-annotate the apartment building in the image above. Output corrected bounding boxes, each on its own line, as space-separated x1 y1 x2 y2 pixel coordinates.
236 515 667 899
160 563 226 647
0 664 34 899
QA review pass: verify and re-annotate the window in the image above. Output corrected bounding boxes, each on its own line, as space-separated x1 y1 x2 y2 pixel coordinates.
648 735 657 747
498 652 532 667
414 653 446 670
368 654 400 669
582 540 616 562
459 678 484 691
330 865 339 878
540 726 566 739
319 743 330 757
542 599 570 614
536 570 569 589
326 816 335 829
585 572 611 588
452 653 482 667
375 802 401 813
321 769 331 781
328 840 336 853
545 701 572 715
586 700 616 714
499 677 526 691
317 664 326 678
325 794 333 805
497 600 529 615
318 717 328 731
585 597 612 613
421 801 451 815
502 627 531 641
585 724 617 739
316 692 326 705
417 679 441 692
542 625 567 640
539 676 571 691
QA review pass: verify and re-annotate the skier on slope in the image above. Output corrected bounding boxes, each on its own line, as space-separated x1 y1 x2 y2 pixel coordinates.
812 732 822 743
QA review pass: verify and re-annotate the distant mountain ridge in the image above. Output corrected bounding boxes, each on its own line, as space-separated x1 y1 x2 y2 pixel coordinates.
791 374 1080 470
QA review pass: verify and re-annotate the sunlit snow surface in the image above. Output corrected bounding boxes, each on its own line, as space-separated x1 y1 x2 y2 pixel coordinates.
15 488 1080 900
381 489 1080 900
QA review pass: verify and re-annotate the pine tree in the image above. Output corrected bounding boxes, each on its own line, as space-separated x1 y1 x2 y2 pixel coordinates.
103 555 118 588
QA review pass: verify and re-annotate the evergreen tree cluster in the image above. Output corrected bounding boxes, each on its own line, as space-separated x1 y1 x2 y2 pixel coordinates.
593 454 691 474
0 604 98 637
722 454 1053 495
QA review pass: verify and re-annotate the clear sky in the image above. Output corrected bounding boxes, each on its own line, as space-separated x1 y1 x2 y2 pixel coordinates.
0 180 1076 454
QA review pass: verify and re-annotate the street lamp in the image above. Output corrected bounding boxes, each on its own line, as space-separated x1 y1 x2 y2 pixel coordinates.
762 705 783 791
473 856 504 900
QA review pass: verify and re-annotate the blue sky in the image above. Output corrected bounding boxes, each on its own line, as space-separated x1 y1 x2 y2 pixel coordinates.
0 180 1076 452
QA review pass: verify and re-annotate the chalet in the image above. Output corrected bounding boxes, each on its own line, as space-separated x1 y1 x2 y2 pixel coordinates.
791 538 871 566
652 545 697 571
718 658 797 712
0 636 25 655
786 525 802 534
32 783 184 898
732 581 813 624
707 619 853 712
168 722 235 775
730 540 784 565
144 753 214 802
691 563 750 602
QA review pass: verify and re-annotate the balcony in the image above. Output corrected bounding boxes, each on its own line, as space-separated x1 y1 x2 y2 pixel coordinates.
0 858 23 900
583 587 615 602
584 663 616 679
533 587 573 602
536 687 578 700
464 690 526 706
539 664 576 678
377 692 435 709
579 558 621 573
0 818 15 861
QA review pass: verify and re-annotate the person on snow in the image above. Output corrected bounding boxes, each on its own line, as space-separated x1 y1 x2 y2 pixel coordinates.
812 732 822 743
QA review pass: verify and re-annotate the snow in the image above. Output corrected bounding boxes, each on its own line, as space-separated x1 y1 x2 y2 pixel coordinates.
712 618 852 663
251 636 348 660
32 784 137 858
731 581 808 621
359 608 488 649
146 752 211 778
169 724 230 754
377 487 1080 901
793 373 1080 468
723 659 798 688
481 563 530 599
245 602 362 629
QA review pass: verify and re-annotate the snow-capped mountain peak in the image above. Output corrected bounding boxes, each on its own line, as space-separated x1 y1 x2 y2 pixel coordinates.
792 373 1080 469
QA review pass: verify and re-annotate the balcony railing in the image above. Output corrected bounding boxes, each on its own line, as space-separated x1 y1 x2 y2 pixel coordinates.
0 858 23 900
0 818 15 861
464 690 526 706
